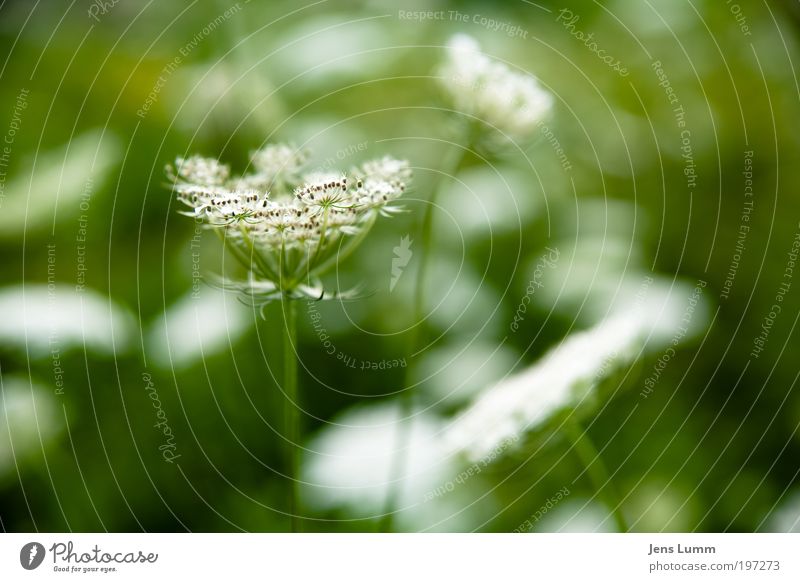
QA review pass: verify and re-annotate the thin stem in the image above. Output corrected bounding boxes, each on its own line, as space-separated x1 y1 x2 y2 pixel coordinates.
313 212 377 278
379 141 469 531
238 226 280 281
311 206 331 265
292 206 331 280
281 296 300 532
563 419 628 533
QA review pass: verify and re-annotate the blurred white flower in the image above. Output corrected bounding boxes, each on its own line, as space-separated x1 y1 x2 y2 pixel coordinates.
438 166 541 237
0 376 61 474
0 129 120 238
246 143 310 195
302 402 470 530
269 16 404 86
420 255 503 335
413 340 519 407
620 0 698 36
627 483 697 531
765 491 800 532
0 285 134 357
438 34 553 146
167 62 286 137
146 287 253 369
445 313 645 462
535 498 619 532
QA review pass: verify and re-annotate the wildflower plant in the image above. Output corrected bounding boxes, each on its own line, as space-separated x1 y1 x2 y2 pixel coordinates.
167 146 410 302
437 34 554 150
167 144 411 530
381 34 554 529
441 299 696 533
445 313 646 462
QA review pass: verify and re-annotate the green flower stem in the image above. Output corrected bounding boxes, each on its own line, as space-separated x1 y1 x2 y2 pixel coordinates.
281 296 301 532
294 207 331 280
379 140 469 532
240 227 280 281
563 419 628 533
217 227 279 283
313 212 377 277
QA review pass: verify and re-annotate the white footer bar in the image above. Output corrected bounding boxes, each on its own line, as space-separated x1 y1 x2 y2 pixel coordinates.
1 534 796 580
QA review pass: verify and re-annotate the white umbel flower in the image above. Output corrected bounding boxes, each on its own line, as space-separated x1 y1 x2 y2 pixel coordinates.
445 313 644 462
358 155 413 184
171 154 230 186
438 34 553 145
247 143 310 194
167 145 411 301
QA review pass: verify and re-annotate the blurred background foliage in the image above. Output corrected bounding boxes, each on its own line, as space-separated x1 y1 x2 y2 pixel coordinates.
1 0 800 532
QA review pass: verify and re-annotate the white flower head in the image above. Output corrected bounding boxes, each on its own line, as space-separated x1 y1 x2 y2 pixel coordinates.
169 154 230 186
353 156 410 216
358 155 412 184
247 143 310 194
438 34 553 147
167 145 411 302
